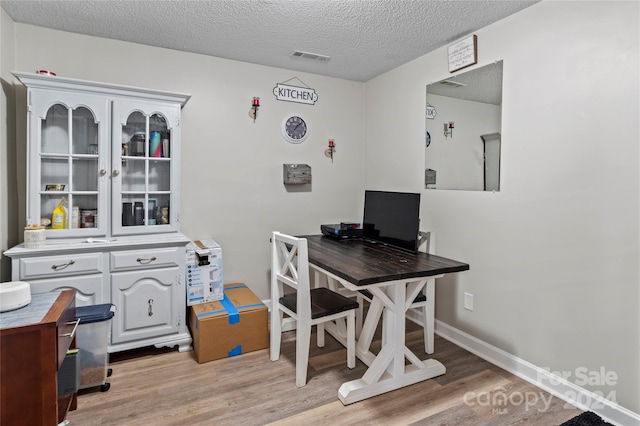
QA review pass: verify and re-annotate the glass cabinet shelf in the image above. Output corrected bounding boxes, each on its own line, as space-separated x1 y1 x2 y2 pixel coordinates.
115 105 178 233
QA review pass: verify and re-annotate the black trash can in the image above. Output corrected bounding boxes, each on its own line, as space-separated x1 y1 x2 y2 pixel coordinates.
76 304 115 391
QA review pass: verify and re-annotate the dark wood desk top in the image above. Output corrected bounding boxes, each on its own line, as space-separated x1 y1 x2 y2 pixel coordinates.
302 235 469 286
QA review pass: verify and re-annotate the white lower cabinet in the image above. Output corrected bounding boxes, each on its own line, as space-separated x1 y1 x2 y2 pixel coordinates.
111 268 188 351
4 235 192 353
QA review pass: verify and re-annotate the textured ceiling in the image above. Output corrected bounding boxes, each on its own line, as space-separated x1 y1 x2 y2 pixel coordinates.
1 0 539 82
428 60 503 105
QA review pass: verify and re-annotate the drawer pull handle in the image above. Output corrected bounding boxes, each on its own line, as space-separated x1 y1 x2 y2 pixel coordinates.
137 256 157 264
148 299 154 316
60 319 80 338
51 260 75 271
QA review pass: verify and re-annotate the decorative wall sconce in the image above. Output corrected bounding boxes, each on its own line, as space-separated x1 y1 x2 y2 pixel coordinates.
325 139 336 162
444 121 454 138
249 97 260 122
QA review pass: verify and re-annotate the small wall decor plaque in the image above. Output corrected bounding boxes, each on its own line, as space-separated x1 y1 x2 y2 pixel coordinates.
425 169 437 186
448 35 477 73
283 164 311 185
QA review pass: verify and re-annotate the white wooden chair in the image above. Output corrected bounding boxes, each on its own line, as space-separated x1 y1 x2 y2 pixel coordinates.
355 231 437 354
270 231 358 387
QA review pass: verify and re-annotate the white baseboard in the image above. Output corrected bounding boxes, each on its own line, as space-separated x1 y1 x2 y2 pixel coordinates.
435 320 640 426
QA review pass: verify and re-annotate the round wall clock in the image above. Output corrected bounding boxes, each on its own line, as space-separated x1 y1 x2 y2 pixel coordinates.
281 115 308 144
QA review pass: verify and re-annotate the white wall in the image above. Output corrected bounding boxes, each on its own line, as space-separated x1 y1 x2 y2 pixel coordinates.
365 0 639 415
8 24 365 300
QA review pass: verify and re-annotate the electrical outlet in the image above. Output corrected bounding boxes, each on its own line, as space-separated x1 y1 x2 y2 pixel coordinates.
464 292 474 311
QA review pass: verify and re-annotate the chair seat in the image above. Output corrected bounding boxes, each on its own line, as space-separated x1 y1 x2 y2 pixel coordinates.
280 287 359 319
358 289 426 303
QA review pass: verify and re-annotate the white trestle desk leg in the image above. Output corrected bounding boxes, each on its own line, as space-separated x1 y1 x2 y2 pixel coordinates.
390 283 405 375
425 278 435 354
338 279 446 405
355 294 384 366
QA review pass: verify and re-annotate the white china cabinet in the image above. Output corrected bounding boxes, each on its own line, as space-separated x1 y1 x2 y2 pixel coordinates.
4 72 193 352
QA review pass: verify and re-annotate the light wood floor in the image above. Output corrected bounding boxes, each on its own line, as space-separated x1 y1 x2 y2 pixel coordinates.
66 322 582 425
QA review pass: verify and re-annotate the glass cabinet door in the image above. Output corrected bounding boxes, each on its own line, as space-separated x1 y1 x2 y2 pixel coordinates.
28 91 109 237
112 100 181 235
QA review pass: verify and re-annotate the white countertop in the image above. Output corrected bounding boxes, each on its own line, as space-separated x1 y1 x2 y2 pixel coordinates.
0 291 61 329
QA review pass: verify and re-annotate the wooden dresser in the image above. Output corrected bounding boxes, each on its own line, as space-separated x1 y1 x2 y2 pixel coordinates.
0 290 78 425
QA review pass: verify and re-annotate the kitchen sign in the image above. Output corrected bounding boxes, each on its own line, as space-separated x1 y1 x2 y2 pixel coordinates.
273 81 318 105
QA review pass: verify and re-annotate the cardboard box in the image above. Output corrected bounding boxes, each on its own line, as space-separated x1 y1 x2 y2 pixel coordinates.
188 283 268 364
186 239 224 305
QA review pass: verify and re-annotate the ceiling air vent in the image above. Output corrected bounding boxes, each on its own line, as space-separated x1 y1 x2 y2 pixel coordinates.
292 50 331 62
439 80 467 88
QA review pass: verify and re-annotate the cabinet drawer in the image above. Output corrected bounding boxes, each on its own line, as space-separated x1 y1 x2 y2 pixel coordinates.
30 275 105 307
19 253 103 280
110 247 183 272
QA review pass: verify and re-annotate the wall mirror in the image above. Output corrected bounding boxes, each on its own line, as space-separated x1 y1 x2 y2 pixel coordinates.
425 60 503 191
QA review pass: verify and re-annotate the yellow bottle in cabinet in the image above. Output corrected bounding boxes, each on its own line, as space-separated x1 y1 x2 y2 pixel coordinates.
51 197 68 229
